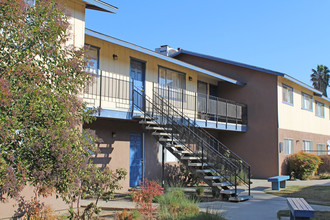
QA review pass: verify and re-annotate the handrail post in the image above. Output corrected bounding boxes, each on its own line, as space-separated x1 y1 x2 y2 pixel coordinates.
235 171 237 197
205 94 208 127
248 166 251 196
194 92 197 124
99 70 102 116
131 79 134 118
167 86 170 124
236 104 238 130
225 100 228 129
216 97 218 128
152 82 154 118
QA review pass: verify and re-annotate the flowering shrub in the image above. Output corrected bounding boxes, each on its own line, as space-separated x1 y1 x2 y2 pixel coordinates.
131 179 163 218
289 152 321 180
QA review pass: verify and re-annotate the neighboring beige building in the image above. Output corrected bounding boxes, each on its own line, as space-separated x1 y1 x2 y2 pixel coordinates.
171 49 330 178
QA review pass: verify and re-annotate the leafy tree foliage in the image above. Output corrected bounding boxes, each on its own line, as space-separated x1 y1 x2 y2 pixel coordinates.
311 65 330 97
0 0 97 202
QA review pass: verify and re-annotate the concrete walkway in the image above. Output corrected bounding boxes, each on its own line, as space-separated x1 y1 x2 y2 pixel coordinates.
199 179 330 220
81 179 330 220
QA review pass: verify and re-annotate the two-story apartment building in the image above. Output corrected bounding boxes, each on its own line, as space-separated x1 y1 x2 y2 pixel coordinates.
170 49 330 177
82 30 250 194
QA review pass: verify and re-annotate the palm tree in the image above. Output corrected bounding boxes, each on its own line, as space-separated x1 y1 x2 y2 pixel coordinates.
311 65 330 97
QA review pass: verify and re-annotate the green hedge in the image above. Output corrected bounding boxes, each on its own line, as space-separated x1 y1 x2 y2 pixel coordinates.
288 152 321 180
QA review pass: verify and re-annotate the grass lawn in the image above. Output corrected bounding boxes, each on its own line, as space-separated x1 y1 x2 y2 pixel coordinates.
277 210 330 220
265 185 330 206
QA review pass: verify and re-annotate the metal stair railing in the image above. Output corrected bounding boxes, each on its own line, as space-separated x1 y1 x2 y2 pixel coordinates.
153 85 251 190
132 84 250 195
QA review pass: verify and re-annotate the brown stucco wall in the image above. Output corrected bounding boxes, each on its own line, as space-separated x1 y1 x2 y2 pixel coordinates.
84 118 162 191
278 128 330 175
175 54 279 178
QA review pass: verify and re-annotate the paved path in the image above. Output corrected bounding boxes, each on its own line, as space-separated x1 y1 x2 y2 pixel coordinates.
199 179 330 220
81 178 330 220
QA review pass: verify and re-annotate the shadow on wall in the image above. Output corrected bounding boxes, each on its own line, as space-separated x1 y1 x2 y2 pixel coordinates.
281 157 290 176
89 142 114 170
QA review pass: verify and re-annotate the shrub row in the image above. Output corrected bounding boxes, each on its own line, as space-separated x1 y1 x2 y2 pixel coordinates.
288 152 330 180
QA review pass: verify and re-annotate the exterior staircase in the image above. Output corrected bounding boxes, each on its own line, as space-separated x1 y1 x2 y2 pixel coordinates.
132 85 251 202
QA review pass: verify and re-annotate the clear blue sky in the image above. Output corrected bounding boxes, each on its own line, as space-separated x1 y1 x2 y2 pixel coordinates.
86 0 330 96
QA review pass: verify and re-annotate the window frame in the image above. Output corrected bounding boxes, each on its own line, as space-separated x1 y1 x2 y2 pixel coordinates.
317 143 326 155
282 84 294 106
315 101 325 118
303 140 313 153
301 92 313 112
158 66 186 101
283 138 294 155
85 44 100 75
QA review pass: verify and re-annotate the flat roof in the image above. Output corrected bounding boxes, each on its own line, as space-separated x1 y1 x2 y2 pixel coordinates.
172 49 330 102
83 0 117 13
85 29 245 86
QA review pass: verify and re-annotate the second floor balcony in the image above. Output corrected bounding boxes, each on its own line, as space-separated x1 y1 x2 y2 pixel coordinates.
83 70 248 132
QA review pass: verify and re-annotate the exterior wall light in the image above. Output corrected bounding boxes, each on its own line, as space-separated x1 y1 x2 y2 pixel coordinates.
113 54 118 60
189 76 193 81
112 132 117 138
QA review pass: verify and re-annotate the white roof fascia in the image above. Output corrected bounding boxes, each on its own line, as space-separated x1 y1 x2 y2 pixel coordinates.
85 29 245 86
283 75 330 102
171 49 286 77
83 0 117 13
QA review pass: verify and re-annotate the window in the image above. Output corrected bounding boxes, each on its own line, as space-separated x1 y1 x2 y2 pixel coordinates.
317 144 326 155
282 84 293 105
159 66 185 90
85 45 99 75
283 139 294 155
315 101 325 118
302 93 313 111
303 140 313 153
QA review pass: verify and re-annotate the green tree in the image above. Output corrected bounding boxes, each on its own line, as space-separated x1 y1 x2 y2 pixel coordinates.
311 65 330 97
0 0 95 201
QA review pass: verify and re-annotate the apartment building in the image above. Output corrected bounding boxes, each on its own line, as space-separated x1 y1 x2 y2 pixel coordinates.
82 30 251 198
170 49 330 177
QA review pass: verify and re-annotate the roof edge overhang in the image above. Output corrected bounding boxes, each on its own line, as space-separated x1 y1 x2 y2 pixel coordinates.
283 75 330 102
171 49 285 77
172 49 330 102
85 29 245 86
83 0 117 13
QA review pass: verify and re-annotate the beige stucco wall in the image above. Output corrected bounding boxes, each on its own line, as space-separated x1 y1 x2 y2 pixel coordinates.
84 118 163 192
277 77 330 136
64 0 86 48
84 35 223 118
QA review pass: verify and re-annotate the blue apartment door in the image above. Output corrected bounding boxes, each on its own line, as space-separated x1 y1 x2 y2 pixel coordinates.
129 132 143 187
130 59 145 111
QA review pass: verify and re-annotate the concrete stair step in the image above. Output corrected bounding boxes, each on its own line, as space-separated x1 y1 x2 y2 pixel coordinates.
133 116 157 121
152 132 179 137
145 126 172 131
188 162 214 167
196 169 221 173
181 156 206 160
212 182 233 187
204 176 226 180
139 121 158 125
220 189 245 195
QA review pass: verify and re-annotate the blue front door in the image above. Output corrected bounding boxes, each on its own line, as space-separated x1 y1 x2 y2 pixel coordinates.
129 132 143 187
130 59 145 111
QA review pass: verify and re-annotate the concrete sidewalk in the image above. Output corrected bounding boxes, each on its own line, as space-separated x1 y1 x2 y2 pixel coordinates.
199 179 330 220
81 178 330 220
